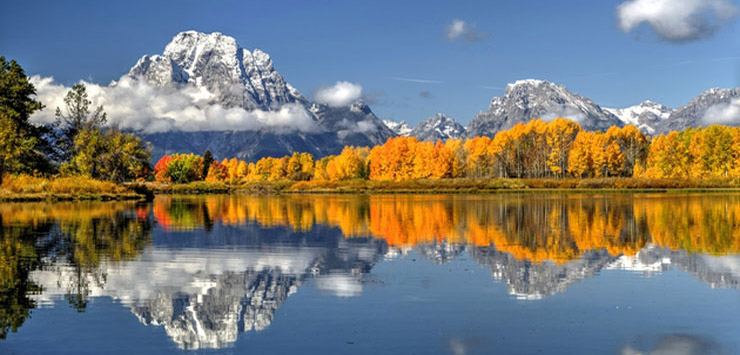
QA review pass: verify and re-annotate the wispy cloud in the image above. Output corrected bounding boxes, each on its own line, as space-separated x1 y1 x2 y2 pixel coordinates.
445 19 489 42
616 0 739 43
389 76 443 84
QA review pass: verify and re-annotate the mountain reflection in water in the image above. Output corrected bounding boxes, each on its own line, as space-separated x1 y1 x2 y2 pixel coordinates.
1 194 740 350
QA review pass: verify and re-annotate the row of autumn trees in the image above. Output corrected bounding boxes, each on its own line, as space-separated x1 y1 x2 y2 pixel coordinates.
154 117 740 183
154 118 680 183
0 57 149 183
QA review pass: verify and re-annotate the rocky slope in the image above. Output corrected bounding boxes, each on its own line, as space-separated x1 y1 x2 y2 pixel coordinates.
409 113 466 141
383 113 465 141
466 79 624 137
658 87 740 133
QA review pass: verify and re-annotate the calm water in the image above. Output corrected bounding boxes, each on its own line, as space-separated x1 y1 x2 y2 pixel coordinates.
1 194 740 354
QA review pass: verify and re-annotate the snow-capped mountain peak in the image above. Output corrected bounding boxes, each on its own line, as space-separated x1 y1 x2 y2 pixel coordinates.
466 79 623 137
383 120 412 136
605 100 672 134
127 31 393 161
659 87 740 133
409 113 465 141
129 31 301 110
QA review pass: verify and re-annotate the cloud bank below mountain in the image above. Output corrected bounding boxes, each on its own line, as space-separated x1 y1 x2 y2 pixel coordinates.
29 75 318 133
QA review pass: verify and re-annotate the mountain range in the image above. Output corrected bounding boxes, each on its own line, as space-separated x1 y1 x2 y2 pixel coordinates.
386 80 739 141
117 31 740 160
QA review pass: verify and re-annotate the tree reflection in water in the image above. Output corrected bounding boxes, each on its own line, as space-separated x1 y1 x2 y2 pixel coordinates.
2 194 740 348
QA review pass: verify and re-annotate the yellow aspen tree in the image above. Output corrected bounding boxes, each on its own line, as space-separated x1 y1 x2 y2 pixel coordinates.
567 131 593 177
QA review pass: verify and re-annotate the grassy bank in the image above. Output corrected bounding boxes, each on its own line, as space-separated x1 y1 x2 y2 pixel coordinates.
0 175 149 201
6 175 740 202
147 177 740 195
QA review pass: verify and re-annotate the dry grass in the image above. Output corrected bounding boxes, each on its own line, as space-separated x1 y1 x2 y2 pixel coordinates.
146 180 231 194
287 178 528 193
119 177 740 197
0 174 143 201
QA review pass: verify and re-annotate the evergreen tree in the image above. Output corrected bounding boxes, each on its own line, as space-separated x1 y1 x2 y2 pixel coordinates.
0 57 47 182
202 150 214 179
54 84 106 161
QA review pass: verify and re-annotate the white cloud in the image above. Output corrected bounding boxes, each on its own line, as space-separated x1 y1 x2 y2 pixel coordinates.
29 75 318 133
542 106 588 123
617 0 739 42
314 81 363 107
445 19 488 42
701 97 740 124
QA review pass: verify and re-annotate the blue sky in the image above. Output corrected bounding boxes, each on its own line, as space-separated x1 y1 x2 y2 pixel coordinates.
2 0 739 125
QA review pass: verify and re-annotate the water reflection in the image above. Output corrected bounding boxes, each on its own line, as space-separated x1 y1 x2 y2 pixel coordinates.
1 194 740 350
0 202 152 338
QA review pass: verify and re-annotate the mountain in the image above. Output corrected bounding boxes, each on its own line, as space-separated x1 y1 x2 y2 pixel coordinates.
605 100 673 134
409 113 466 141
128 31 394 161
465 79 624 138
382 120 412 136
383 113 465 141
129 31 306 110
658 87 740 133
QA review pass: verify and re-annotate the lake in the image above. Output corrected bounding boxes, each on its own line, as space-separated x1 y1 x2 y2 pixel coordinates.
1 194 739 354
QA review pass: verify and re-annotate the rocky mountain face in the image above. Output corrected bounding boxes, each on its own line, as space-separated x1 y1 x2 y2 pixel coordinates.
128 31 393 161
605 100 672 134
129 31 306 110
657 87 740 133
465 79 624 138
382 113 465 141
409 113 466 141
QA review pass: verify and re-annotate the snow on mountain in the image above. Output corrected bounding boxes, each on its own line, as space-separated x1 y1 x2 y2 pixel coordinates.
659 87 740 133
466 79 624 138
409 113 466 141
129 31 304 110
127 31 393 161
383 114 465 141
605 100 672 134
382 120 412 136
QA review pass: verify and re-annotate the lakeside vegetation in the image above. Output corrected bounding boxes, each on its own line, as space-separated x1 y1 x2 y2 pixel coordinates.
6 56 740 198
0 174 145 201
149 119 740 193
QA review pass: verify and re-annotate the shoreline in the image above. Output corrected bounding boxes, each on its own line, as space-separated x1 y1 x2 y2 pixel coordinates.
6 177 740 202
147 178 740 195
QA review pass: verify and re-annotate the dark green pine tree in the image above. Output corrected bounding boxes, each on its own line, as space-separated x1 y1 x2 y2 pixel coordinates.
202 149 214 179
0 57 48 181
